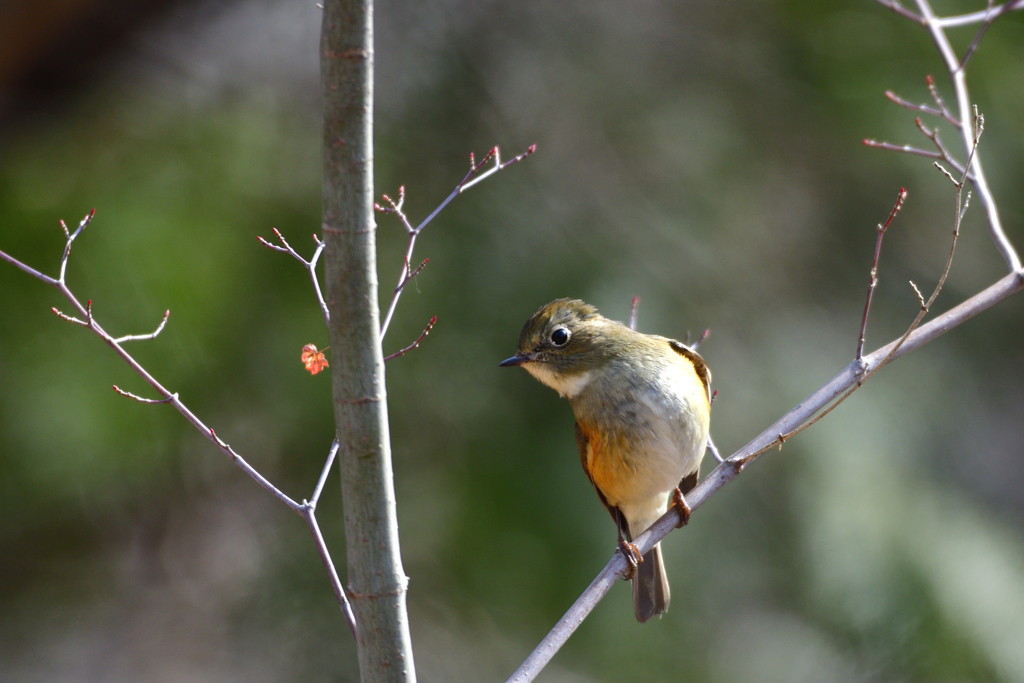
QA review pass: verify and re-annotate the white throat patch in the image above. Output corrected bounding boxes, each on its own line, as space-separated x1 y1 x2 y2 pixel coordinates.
525 363 594 399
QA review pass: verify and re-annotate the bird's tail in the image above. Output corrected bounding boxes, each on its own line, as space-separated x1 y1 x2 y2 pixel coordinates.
633 541 670 622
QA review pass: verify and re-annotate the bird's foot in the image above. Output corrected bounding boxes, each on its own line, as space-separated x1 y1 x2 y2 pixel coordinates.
672 487 692 527
617 536 643 580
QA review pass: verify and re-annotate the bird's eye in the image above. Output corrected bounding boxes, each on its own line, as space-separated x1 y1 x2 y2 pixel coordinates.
551 327 570 346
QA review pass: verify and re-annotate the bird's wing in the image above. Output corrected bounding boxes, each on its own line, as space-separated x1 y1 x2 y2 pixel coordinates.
668 339 712 404
576 421 630 539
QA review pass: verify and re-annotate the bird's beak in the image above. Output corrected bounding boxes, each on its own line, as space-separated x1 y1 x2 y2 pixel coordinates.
499 353 534 367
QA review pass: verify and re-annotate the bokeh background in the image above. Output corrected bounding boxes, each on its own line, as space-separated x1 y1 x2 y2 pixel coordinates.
1 0 1023 681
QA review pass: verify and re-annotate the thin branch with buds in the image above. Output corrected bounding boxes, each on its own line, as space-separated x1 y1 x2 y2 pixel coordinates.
914 117 969 177
258 228 330 325
865 79 972 179
376 144 536 339
872 0 1022 272
383 316 437 362
862 139 943 160
114 310 171 343
0 215 357 639
112 385 178 404
885 84 959 128
924 74 960 126
856 188 907 361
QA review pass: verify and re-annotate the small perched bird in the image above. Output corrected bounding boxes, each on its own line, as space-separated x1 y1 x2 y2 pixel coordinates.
501 299 711 622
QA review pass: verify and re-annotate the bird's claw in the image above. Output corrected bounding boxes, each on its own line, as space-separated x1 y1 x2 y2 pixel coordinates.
618 536 643 580
673 487 691 527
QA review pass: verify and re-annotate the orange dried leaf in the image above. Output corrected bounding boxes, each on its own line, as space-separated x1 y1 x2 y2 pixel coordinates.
301 344 329 375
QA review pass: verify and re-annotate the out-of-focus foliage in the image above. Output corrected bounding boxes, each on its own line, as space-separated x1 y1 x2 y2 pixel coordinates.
1 0 1023 681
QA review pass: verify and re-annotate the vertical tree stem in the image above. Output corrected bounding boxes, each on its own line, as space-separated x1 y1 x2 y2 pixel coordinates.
321 1 416 681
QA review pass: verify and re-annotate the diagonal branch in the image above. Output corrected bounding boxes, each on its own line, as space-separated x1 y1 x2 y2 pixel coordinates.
959 0 997 70
507 265 1024 683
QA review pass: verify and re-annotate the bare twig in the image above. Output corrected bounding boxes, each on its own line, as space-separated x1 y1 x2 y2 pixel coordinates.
934 161 959 186
910 280 926 309
885 86 959 128
112 385 178 404
913 0 1021 272
960 0 996 70
915 117 969 177
629 296 640 331
113 310 170 343
300 440 357 639
936 0 1024 27
383 316 437 362
856 188 908 361
690 328 710 351
258 228 330 324
706 435 724 464
863 139 943 160
51 306 90 327
925 75 961 127
876 0 926 23
59 209 95 282
377 144 535 339
774 114 979 455
310 439 340 509
300 506 358 639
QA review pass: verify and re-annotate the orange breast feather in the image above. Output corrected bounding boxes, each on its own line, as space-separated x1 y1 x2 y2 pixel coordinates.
578 420 635 509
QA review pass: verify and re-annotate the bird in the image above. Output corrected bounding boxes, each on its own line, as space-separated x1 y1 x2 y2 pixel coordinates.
500 298 711 622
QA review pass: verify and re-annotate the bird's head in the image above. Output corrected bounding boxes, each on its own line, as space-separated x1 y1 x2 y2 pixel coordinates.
500 298 623 398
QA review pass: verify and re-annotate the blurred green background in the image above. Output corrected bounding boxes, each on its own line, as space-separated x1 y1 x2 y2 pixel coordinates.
1 0 1023 681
